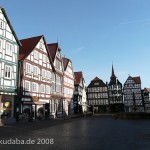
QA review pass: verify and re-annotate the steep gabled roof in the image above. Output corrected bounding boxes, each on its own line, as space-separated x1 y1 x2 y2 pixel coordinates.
47 43 59 62
19 35 42 60
144 88 150 93
0 7 21 46
62 57 69 71
74 71 83 85
88 76 107 87
124 76 141 85
19 35 55 71
92 77 101 81
132 76 141 84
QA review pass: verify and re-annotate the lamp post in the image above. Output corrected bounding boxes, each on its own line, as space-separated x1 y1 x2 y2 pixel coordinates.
0 95 3 126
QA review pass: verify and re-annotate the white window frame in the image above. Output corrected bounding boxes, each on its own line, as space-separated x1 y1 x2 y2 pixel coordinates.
47 71 51 80
34 50 39 60
6 43 13 56
4 65 12 79
32 82 38 92
0 63 1 78
56 75 61 92
39 42 43 50
42 69 46 79
26 63 32 74
24 80 30 91
0 20 3 29
43 54 47 63
46 85 50 94
33 66 39 77
56 59 61 70
40 84 45 93
0 39 2 52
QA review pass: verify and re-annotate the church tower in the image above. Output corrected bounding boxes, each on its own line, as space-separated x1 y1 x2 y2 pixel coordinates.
108 65 124 112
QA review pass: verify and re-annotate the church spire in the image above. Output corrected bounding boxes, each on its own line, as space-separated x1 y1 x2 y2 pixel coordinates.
110 64 116 81
111 64 116 77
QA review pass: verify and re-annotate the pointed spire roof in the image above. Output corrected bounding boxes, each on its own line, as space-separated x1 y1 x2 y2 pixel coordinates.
111 64 116 78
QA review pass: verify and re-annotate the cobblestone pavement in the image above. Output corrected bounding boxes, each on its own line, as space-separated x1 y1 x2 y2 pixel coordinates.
0 115 150 150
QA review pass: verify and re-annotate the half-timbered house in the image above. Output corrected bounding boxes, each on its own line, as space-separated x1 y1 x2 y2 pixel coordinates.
108 65 124 112
87 77 109 113
62 57 74 115
18 35 54 119
142 88 150 112
0 7 21 123
123 76 144 112
74 71 87 114
47 43 64 117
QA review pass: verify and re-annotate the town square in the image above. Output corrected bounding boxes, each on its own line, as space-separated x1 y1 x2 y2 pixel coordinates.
1 0 150 149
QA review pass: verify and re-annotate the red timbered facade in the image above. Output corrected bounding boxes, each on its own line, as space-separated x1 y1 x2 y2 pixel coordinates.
18 35 54 119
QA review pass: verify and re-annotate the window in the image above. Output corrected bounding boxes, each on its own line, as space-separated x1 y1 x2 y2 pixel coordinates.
52 82 55 92
26 63 32 74
42 69 46 78
0 21 3 29
33 66 39 76
40 84 45 93
56 59 61 70
46 85 50 94
43 54 47 63
6 43 13 56
4 65 11 79
25 81 30 91
0 40 2 52
32 83 38 92
0 63 1 77
56 75 61 92
34 51 39 59
47 71 51 79
39 43 43 49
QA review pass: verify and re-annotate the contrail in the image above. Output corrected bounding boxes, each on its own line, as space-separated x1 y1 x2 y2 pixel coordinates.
120 19 150 25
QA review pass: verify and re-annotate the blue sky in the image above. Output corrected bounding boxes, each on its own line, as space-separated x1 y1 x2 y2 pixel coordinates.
1 0 150 87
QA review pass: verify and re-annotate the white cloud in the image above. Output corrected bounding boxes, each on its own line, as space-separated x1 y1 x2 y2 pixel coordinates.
71 46 84 54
